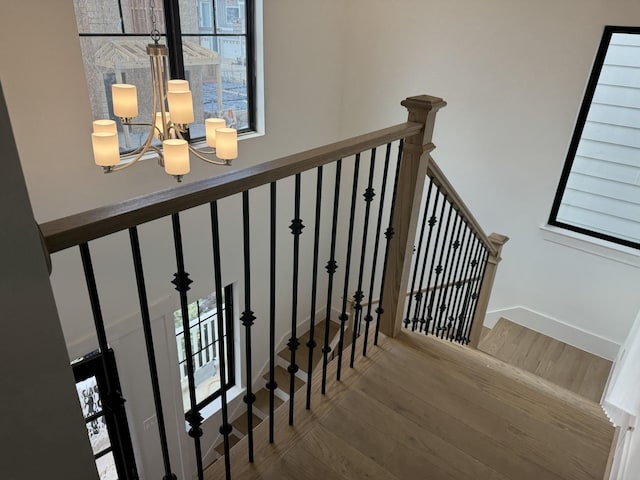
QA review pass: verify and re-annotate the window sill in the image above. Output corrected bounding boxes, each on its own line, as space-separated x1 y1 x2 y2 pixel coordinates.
540 224 640 268
184 385 244 430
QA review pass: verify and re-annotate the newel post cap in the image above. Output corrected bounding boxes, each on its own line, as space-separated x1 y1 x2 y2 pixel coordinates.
401 95 447 113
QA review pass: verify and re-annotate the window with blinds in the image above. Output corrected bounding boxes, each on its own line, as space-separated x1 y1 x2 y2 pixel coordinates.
549 26 640 250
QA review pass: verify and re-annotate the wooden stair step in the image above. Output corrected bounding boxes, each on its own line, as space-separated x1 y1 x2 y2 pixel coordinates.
478 318 612 402
253 387 284 414
277 319 340 373
214 433 241 456
231 411 262 436
263 365 304 394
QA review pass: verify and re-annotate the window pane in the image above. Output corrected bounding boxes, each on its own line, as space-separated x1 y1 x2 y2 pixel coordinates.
73 0 165 35
187 35 249 138
95 451 119 480
78 36 165 153
76 376 103 418
179 0 246 35
74 0 124 34
86 416 112 456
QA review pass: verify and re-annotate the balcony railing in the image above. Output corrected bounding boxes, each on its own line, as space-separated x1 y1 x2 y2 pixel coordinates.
40 94 506 479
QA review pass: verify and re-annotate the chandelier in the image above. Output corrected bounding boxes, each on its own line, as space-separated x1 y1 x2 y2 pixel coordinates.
89 5 237 182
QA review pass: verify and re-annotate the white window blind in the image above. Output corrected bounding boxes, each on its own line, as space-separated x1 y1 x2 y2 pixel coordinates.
552 29 640 248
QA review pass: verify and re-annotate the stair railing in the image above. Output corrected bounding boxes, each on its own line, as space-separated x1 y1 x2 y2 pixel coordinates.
39 94 504 479
376 97 508 345
399 158 509 345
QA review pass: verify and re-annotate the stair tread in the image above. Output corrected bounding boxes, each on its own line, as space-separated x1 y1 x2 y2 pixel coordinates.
253 387 284 413
277 319 340 373
263 365 305 394
231 412 262 436
478 318 611 402
214 433 241 456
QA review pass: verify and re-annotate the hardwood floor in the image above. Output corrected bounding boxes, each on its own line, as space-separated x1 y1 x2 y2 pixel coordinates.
205 329 614 480
479 318 612 402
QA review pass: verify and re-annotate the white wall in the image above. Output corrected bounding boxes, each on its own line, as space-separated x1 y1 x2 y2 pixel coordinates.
339 0 640 355
0 82 99 479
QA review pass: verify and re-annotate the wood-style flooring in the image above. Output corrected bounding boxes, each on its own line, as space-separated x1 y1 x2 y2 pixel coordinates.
205 328 614 480
479 318 612 402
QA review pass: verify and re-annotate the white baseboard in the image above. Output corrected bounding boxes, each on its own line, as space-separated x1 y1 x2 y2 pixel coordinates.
485 306 620 361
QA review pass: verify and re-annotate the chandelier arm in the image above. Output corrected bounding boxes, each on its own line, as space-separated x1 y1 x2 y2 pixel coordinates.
110 66 161 172
172 128 229 166
186 144 230 166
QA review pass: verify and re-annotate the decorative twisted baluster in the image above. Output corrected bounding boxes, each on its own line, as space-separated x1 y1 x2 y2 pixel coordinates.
405 179 435 331
129 227 176 480
79 243 134 479
362 143 392 356
288 173 304 425
241 191 256 461
337 154 360 380
350 148 377 368
306 167 323 409
413 185 440 333
374 140 404 345
209 204 232 479
321 161 341 394
170 213 204 480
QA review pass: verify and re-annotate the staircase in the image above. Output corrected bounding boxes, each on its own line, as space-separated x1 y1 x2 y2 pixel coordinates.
211 319 340 462
205 330 615 480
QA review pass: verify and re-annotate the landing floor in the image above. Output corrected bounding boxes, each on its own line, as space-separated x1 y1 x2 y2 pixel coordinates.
205 331 614 480
479 318 612 402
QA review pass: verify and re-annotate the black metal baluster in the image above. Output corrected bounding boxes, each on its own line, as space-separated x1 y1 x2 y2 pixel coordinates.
129 227 176 480
321 161 341 394
288 173 304 425
463 246 490 344
350 148 377 368
337 153 360 381
362 143 392 356
79 243 133 479
434 211 459 337
441 213 465 339
454 233 481 343
241 191 256 461
306 167 323 409
422 196 449 335
267 182 277 442
457 236 484 342
374 140 404 345
209 204 232 479
414 184 441 333
447 224 472 342
170 214 205 480
406 179 435 331
439 211 462 338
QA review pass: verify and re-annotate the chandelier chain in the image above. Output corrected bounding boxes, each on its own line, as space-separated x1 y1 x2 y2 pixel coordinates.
149 0 161 42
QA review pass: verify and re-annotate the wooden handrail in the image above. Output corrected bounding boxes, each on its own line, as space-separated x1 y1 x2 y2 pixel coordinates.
40 122 422 253
426 156 498 257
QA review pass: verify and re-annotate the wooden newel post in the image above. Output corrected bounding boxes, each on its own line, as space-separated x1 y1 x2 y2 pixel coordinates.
468 233 509 348
379 95 446 338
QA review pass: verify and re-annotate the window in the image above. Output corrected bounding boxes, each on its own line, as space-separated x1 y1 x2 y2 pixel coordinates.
72 0 255 153
549 26 640 249
72 350 138 480
173 285 235 414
